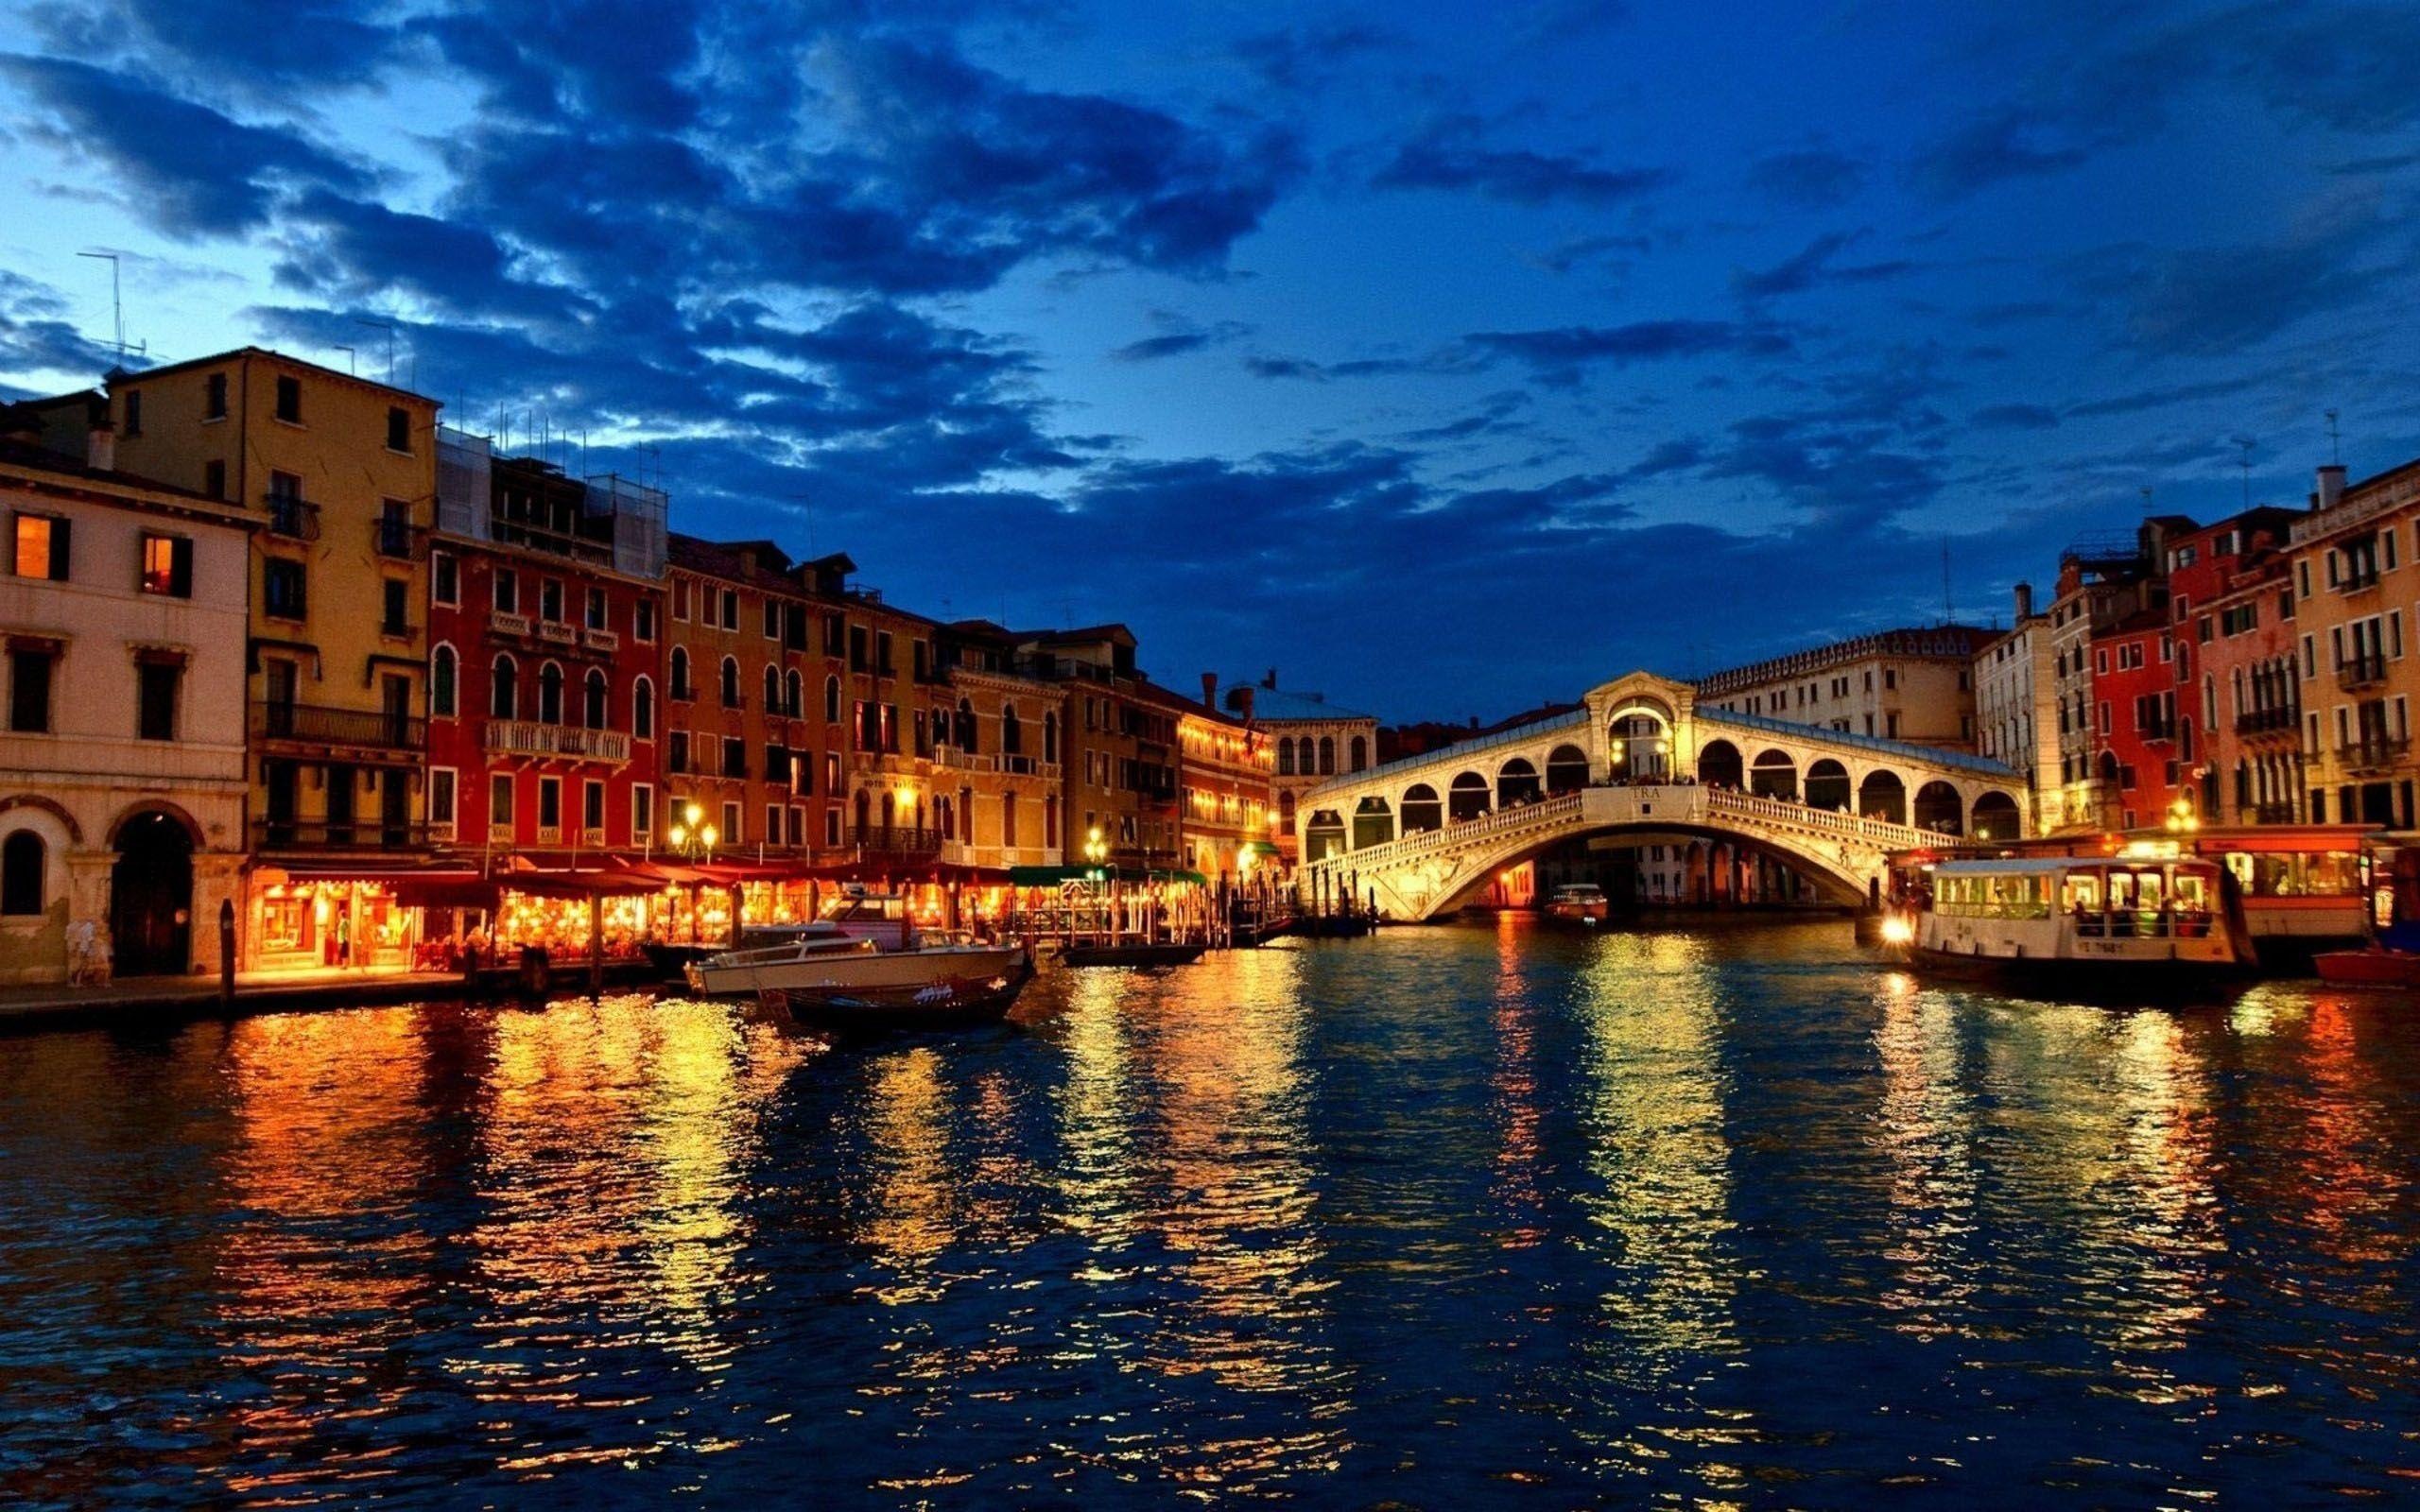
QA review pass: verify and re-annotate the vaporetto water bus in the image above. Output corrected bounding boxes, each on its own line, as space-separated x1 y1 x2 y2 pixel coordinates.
1886 854 2254 993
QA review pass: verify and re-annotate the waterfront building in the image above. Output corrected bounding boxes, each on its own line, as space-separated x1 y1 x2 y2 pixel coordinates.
1166 675 1274 883
0 419 254 982
1016 626 1182 871
100 351 443 971
1972 584 2059 834
1697 626 1996 749
2163 508 2302 825
932 622 1066 874
1221 673 1375 863
2287 459 2420 827
2044 524 2181 832
425 429 668 868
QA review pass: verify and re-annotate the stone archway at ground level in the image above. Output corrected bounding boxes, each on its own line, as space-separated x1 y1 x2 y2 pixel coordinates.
111 808 194 976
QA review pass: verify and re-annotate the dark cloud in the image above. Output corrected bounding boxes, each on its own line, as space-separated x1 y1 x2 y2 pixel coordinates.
2078 198 2395 356
1 56 374 235
1109 317 1252 363
1525 232 1652 276
1972 403 2061 431
2062 374 2265 419
1374 115 1667 206
1731 231 1916 301
1745 148 1866 208
1464 320 1789 385
1232 22 1396 91
0 273 118 393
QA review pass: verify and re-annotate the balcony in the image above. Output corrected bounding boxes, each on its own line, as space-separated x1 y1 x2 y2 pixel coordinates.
536 619 579 646
2234 706 2298 736
2337 657 2390 692
2338 737 2411 773
481 720 631 764
370 517 426 560
251 700 424 751
933 746 994 772
536 824 562 846
2339 567 2381 594
265 492 320 541
844 826 943 859
581 627 620 653
581 826 607 847
490 610 532 638
252 817 431 850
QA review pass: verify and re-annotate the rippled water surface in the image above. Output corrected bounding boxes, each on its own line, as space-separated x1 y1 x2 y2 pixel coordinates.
4 919 2419 1507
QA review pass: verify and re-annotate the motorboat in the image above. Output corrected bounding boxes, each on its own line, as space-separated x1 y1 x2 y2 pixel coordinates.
2315 919 2420 988
758 954 1035 1033
1544 884 1611 924
683 889 1026 999
1058 940 1207 968
1883 855 2253 996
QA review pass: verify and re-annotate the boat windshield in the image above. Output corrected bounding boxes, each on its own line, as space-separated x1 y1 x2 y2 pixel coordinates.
2064 863 2220 939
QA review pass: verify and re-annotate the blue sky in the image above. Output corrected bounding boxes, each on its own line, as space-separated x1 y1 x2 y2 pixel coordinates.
3 1 2417 719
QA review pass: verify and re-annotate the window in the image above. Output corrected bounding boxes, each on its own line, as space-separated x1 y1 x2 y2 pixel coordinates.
764 662 783 713
1 831 42 915
387 406 411 454
432 551 458 606
540 578 563 624
491 656 517 719
204 372 228 420
431 644 458 716
722 801 742 845
719 656 740 708
632 784 654 839
583 668 607 729
720 589 738 630
722 736 747 778
264 558 306 619
490 773 512 833
670 646 693 699
672 579 691 621
764 599 782 640
538 662 563 724
586 587 607 631
634 598 657 642
203 460 226 500
537 777 562 831
766 802 783 844
493 567 518 612
13 515 68 580
121 387 142 436
430 768 457 827
823 675 840 722
138 533 193 597
632 677 654 740
274 374 302 423
136 658 180 741
583 780 605 833
667 730 689 774
382 578 408 635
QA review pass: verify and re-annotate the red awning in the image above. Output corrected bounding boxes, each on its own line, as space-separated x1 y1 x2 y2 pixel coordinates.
387 872 504 910
498 867 668 900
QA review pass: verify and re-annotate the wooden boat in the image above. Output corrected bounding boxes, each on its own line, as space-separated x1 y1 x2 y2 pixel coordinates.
1058 940 1207 968
1544 884 1610 924
1886 855 2253 998
2314 949 2420 988
758 954 1035 1033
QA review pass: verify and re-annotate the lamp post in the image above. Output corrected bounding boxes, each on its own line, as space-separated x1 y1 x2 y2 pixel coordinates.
666 800 718 943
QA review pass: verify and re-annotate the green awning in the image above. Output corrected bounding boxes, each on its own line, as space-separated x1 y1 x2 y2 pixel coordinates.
1009 864 1111 886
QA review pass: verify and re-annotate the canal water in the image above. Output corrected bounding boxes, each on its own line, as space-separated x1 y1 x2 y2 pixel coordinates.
3 919 2417 1507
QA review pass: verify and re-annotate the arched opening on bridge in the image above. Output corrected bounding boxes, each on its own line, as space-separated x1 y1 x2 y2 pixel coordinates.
1401 783 1443 833
1914 780 1962 834
1545 744 1590 794
1696 738 1742 789
1606 705 1671 782
1749 748 1798 800
1859 769 1907 824
1304 809 1345 862
1352 796 1394 850
1971 790 2020 841
1805 758 1850 812
1497 758 1542 807
1448 771 1491 822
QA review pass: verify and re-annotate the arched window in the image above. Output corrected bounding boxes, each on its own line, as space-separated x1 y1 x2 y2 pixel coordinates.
1279 788 1297 825
956 698 977 751
1002 702 1023 755
763 663 783 713
583 667 608 730
823 675 841 722
632 676 655 740
1277 737 1296 776
1318 736 1336 775
669 646 691 700
1043 712 1058 764
0 831 42 915
490 655 517 719
718 656 739 708
785 669 803 719
430 644 457 717
538 662 564 725
1349 735 1367 772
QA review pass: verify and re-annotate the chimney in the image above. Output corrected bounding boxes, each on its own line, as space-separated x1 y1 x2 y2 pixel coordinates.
86 418 115 472
2013 581 2033 621
1201 672 1218 707
1237 686 1255 724
1262 667 1277 689
2315 464 2346 512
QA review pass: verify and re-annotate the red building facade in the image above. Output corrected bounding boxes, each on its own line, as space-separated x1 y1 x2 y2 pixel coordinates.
425 437 667 865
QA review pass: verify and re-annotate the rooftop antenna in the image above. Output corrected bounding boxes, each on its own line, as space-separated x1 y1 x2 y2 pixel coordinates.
2237 436 2255 509
76 249 131 362
2325 408 2342 465
333 344 356 375
354 318 395 383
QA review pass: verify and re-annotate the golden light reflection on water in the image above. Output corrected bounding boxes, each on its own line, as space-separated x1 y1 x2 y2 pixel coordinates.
1871 970 1981 1339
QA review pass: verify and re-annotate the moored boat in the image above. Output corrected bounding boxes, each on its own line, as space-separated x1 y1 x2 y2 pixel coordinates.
1058 940 1207 968
758 954 1035 1033
1885 855 2253 997
1544 884 1610 924
684 889 1025 999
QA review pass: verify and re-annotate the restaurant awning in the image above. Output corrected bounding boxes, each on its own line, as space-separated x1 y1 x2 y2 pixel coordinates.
387 871 504 910
497 866 667 900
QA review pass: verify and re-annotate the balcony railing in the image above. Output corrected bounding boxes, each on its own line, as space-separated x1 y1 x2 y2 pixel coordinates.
933 746 994 772
2339 567 2381 593
490 610 531 638
370 517 426 560
2234 706 2298 735
581 627 620 653
2338 737 2411 772
264 491 320 541
252 817 430 850
480 719 631 764
2337 657 2390 692
537 620 578 646
844 826 943 858
250 700 425 751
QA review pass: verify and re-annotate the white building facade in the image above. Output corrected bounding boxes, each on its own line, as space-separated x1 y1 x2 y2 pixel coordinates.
1973 584 2061 834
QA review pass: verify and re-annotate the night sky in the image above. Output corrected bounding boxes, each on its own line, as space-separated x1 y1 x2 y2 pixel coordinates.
3 1 2417 719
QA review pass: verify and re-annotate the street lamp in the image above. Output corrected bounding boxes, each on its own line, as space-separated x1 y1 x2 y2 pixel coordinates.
1082 825 1108 879
666 800 718 861
2164 794 2199 834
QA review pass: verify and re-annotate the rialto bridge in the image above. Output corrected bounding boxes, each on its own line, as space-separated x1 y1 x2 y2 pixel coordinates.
1296 672 2029 921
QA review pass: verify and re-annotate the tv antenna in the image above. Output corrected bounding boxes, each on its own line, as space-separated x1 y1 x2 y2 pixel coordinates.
333 344 356 375
76 250 141 362
354 317 395 383
2325 408 2342 465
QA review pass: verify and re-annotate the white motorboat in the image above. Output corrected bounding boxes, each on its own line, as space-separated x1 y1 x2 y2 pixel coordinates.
683 890 1026 999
